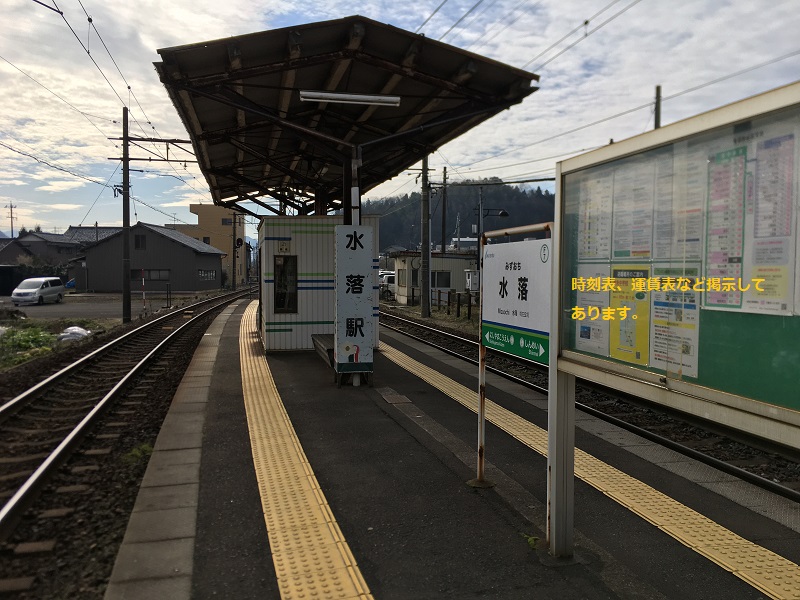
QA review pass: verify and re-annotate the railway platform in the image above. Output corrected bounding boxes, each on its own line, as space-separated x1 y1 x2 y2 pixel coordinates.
103 299 800 599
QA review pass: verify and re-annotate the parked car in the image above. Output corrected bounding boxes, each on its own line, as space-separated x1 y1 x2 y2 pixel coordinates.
379 272 396 299
11 277 66 306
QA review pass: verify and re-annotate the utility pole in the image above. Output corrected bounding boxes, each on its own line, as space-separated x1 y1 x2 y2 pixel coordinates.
655 85 662 129
122 107 131 324
5 204 16 238
440 167 447 255
420 155 431 318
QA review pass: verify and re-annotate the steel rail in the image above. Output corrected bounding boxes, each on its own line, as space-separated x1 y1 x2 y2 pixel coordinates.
0 289 249 421
0 292 247 540
379 314 800 505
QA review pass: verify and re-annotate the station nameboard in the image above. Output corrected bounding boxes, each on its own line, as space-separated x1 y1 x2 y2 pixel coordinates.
482 239 551 364
334 225 374 372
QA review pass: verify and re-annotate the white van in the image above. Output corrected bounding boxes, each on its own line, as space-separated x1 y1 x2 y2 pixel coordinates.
11 277 66 306
379 272 396 299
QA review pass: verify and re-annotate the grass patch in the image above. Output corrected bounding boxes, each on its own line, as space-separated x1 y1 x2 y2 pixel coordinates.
0 327 57 368
0 315 113 370
122 443 153 465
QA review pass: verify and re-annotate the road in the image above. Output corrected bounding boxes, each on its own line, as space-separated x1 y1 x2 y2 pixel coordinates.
0 292 217 322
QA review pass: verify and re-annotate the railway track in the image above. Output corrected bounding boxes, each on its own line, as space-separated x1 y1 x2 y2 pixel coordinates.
0 290 250 598
379 309 800 503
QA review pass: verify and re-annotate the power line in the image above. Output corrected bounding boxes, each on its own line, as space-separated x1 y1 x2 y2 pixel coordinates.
468 0 542 54
0 139 112 187
522 0 624 69
416 0 449 34
43 1 209 200
462 46 800 169
438 0 487 42
529 0 646 71
0 53 116 144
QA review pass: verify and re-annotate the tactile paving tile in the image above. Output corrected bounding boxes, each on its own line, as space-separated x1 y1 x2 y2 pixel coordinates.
698 545 798 572
276 565 371 600
737 569 800 600
239 304 373 600
381 340 800 600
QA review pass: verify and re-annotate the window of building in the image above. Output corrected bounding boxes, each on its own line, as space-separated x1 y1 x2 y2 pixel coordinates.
274 255 298 313
221 218 233 226
431 271 451 288
131 269 170 281
134 234 146 250
411 268 419 287
203 236 211 244
198 269 216 281
398 268 407 287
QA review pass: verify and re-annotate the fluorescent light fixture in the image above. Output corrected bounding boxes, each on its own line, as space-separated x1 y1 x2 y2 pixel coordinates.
299 90 401 107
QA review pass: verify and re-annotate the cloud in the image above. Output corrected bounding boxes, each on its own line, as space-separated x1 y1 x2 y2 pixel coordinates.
35 180 89 193
2 0 799 234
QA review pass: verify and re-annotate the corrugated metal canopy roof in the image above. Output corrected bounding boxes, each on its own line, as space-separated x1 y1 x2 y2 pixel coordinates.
154 15 538 217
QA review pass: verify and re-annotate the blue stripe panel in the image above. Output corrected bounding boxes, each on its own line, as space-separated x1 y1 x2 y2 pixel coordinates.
263 236 292 241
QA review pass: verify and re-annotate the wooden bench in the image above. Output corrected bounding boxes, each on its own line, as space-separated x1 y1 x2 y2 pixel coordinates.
311 334 335 374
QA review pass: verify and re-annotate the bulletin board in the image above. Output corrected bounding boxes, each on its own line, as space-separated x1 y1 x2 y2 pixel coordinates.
557 83 800 412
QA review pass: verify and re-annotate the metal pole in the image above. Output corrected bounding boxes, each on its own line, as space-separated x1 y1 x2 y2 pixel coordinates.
122 107 131 324
468 225 492 488
420 155 431 318
441 166 447 255
655 85 662 129
231 211 237 290
351 147 362 226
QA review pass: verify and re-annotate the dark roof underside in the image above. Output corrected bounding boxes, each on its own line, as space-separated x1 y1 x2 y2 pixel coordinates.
154 15 538 217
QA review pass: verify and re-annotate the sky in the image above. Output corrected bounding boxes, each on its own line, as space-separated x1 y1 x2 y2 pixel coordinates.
1 0 799 241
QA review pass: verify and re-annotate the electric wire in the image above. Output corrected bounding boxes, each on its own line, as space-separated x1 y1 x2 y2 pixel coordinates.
0 54 116 144
444 0 502 46
522 0 624 69
468 0 541 54
76 162 121 227
438 0 487 42
47 0 210 201
529 0 646 71
462 45 800 169
416 0 450 33
0 140 112 187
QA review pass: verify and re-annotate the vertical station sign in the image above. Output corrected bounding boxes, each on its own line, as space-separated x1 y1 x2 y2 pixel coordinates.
482 239 551 364
334 225 375 373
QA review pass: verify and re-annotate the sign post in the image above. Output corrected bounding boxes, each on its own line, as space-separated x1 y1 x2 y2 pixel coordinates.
470 223 552 491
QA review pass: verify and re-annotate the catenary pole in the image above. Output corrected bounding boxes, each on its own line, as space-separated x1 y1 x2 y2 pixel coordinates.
122 107 131 324
421 155 431 317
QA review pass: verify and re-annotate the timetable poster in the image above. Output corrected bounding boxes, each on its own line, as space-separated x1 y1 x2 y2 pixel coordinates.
576 170 613 261
611 160 655 260
704 147 747 308
648 265 701 378
574 263 611 356
701 132 797 315
609 265 650 366
743 133 796 315
657 141 706 261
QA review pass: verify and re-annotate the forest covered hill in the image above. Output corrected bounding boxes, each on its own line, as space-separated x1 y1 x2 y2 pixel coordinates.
363 179 554 252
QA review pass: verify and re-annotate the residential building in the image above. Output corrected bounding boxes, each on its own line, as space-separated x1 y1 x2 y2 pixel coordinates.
167 204 247 287
69 222 224 292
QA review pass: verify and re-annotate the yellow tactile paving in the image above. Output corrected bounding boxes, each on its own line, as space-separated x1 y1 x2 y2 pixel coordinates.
381 341 800 600
239 302 373 600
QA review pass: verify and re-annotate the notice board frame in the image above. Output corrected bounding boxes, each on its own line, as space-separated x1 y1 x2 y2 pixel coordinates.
551 81 800 453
